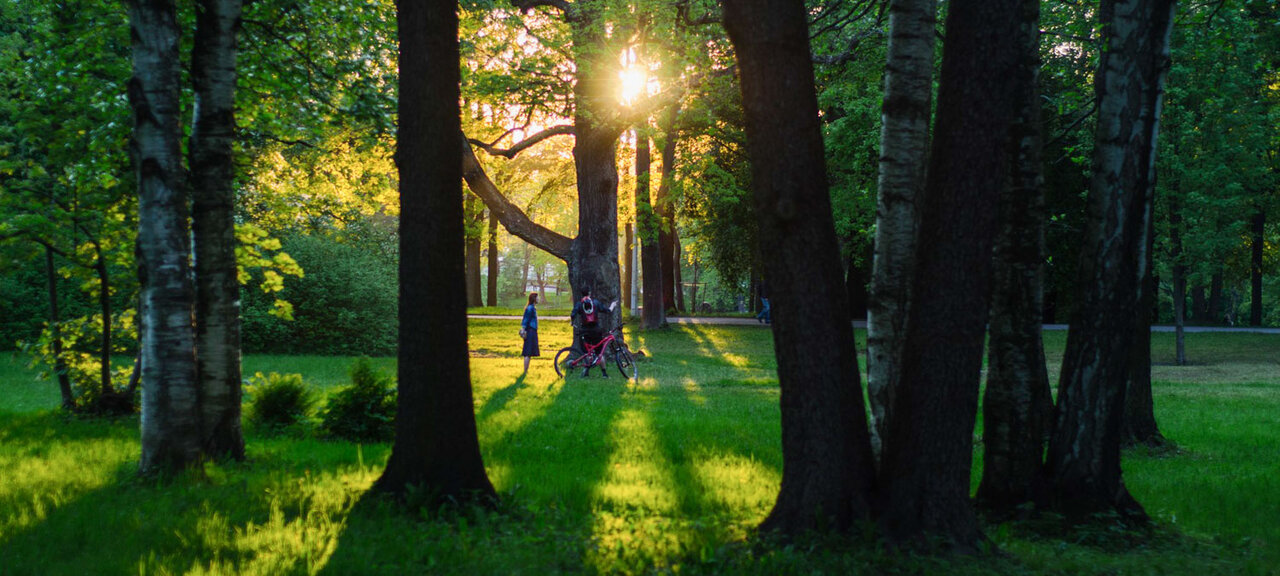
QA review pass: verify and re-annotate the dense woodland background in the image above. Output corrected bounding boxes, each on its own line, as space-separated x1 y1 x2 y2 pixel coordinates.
1 0 1275 360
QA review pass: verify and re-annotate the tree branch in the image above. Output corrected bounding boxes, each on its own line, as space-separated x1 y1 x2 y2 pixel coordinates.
461 133 573 261
676 0 721 26
468 125 575 159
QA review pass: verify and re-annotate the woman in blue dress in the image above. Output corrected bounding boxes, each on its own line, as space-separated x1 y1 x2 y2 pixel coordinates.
520 292 539 376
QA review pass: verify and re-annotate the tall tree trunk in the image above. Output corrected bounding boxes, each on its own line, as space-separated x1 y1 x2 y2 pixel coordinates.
190 0 244 460
636 133 665 329
623 220 634 313
1169 196 1188 365
487 213 499 306
866 0 937 461
1251 209 1265 326
689 258 699 314
977 0 1052 517
93 244 115 397
844 248 870 321
674 230 685 312
44 246 74 410
1044 0 1175 521
657 109 678 314
465 194 483 307
878 0 1021 549
723 0 877 536
1122 216 1164 447
375 0 495 504
129 0 202 475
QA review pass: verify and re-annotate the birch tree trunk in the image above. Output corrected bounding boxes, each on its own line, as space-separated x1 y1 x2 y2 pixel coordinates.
877 0 1021 549
190 0 245 461
866 0 937 460
976 0 1052 516
375 0 496 504
723 0 877 536
1045 0 1176 521
129 0 202 475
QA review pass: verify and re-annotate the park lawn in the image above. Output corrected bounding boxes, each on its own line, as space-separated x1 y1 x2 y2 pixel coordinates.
0 321 1275 575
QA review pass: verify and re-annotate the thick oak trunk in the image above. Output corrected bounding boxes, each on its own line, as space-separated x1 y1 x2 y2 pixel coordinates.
190 0 245 460
636 134 665 329
375 0 495 504
977 0 1052 516
866 0 937 460
1044 0 1175 521
878 0 1021 549
129 0 202 475
723 0 877 536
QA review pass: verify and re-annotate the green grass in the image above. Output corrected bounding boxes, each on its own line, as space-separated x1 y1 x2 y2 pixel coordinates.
0 324 1277 575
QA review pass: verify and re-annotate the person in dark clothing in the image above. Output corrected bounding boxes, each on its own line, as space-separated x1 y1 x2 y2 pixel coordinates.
570 287 610 377
520 292 539 376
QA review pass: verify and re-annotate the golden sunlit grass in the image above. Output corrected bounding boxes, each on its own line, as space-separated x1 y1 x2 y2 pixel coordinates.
0 324 1277 574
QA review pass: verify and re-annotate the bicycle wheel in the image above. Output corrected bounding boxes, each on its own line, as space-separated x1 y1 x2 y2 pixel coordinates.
613 343 637 380
554 347 582 378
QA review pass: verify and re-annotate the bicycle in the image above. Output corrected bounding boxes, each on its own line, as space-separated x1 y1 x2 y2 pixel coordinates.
554 323 637 380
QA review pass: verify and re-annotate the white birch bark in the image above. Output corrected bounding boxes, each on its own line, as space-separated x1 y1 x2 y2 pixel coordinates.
867 0 937 461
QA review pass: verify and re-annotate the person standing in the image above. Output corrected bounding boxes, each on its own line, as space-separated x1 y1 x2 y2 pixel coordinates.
520 292 540 376
756 280 772 324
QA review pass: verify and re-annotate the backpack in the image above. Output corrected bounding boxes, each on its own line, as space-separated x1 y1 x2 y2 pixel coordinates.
581 297 598 326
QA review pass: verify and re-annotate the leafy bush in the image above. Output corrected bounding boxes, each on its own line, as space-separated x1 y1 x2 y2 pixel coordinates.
319 358 396 442
245 372 316 434
241 232 398 356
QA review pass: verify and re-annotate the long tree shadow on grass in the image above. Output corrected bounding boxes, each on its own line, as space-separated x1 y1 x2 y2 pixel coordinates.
0 410 387 575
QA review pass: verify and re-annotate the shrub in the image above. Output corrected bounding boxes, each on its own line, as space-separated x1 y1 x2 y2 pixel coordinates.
319 358 396 442
244 372 316 433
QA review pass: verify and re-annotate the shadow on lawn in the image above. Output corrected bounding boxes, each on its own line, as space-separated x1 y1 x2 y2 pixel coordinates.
0 411 379 575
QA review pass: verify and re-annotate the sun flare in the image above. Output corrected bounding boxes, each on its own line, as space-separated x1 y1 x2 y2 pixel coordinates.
619 68 647 106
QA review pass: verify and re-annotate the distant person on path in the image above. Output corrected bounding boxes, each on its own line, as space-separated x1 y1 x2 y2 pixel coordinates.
571 287 609 377
756 281 771 324
520 292 539 376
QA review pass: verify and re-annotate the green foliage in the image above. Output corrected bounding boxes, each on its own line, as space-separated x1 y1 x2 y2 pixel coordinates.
318 358 396 443
242 233 398 356
244 372 316 434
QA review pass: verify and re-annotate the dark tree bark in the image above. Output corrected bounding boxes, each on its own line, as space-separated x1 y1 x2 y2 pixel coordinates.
723 0 877 536
657 109 679 313
374 0 496 505
866 0 937 463
465 194 483 307
1251 209 1265 326
1122 216 1164 448
844 247 871 321
129 0 202 475
487 213 499 306
1045 0 1175 521
877 0 1021 549
461 140 572 261
636 133 665 329
44 247 74 410
1190 285 1206 323
977 0 1052 517
92 243 115 397
674 230 685 312
623 221 633 311
190 0 245 461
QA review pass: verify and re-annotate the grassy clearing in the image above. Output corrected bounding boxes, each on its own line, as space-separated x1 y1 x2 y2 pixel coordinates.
0 323 1277 575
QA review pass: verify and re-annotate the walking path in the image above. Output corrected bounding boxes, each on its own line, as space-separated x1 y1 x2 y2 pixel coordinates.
470 315 1280 334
